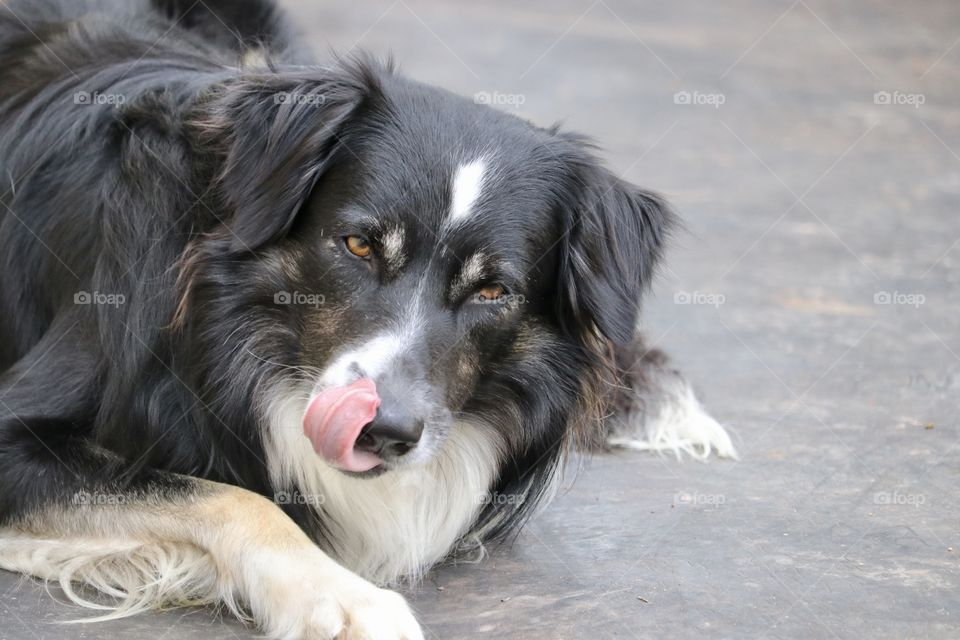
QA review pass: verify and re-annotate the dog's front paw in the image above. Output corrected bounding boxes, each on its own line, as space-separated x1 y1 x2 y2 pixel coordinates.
249 550 423 640
321 582 423 640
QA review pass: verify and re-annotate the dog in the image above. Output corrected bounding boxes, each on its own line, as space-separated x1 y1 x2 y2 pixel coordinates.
0 1 735 638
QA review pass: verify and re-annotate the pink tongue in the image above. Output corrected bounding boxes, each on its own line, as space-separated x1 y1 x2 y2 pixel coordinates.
303 378 382 472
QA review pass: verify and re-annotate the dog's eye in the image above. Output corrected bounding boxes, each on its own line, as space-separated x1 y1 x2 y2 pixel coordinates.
344 235 373 259
474 284 505 302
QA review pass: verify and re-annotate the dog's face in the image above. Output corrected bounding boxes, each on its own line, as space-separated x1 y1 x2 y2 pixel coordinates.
189 62 671 487
286 86 581 475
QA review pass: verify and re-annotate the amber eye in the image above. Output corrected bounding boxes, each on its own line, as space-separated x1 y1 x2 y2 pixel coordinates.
476 284 505 302
344 235 372 259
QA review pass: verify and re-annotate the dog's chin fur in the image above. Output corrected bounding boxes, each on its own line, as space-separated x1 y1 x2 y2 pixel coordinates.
262 383 506 585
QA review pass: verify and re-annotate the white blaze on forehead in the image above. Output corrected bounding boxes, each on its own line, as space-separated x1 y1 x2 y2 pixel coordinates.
448 159 487 222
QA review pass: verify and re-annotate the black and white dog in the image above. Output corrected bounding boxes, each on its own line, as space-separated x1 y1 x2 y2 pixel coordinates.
0 1 734 638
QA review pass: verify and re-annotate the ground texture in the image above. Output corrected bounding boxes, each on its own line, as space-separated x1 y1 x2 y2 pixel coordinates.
2 0 958 638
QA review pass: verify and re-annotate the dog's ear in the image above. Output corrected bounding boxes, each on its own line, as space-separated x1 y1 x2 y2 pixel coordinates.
190 66 377 252
554 142 674 350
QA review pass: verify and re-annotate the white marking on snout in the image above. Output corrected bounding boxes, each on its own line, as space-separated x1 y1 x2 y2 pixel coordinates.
448 159 487 222
319 333 409 388
318 279 429 390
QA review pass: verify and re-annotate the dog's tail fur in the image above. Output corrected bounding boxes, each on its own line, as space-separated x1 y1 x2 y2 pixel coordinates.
605 342 737 460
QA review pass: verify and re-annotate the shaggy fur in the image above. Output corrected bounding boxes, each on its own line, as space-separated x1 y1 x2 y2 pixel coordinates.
0 0 733 637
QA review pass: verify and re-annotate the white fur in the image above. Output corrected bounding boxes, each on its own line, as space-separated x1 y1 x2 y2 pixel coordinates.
0 514 424 639
448 159 487 222
0 532 229 621
454 251 487 292
607 382 737 460
381 226 407 269
241 48 268 69
263 383 503 585
227 542 423 640
319 286 428 388
319 333 409 387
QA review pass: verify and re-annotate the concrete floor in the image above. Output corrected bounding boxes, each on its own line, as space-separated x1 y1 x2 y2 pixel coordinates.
3 0 959 638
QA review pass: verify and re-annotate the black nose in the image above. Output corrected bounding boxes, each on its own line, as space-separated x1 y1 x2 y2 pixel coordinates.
354 414 423 460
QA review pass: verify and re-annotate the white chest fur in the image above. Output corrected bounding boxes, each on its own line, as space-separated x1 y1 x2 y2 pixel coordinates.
262 384 502 585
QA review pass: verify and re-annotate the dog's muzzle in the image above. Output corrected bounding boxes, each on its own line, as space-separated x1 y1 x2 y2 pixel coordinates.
302 377 426 473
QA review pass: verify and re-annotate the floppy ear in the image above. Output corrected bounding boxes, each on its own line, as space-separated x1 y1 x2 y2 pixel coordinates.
556 148 674 349
190 66 376 252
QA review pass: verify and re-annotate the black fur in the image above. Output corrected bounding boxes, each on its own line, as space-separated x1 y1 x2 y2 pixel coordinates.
0 0 671 569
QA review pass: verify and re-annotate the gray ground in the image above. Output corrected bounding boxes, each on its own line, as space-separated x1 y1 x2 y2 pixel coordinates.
2 0 958 638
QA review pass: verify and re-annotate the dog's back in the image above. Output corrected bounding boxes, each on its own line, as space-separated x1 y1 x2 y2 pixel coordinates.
0 0 293 53
0 0 294 369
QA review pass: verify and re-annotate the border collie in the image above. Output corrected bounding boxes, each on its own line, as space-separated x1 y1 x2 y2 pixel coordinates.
0 0 735 637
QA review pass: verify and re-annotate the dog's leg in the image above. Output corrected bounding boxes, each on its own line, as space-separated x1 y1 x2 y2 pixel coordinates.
1 483 424 640
0 323 423 640
604 336 737 459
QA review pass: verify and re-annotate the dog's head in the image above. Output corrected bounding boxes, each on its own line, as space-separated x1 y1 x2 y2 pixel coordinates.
183 58 671 526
